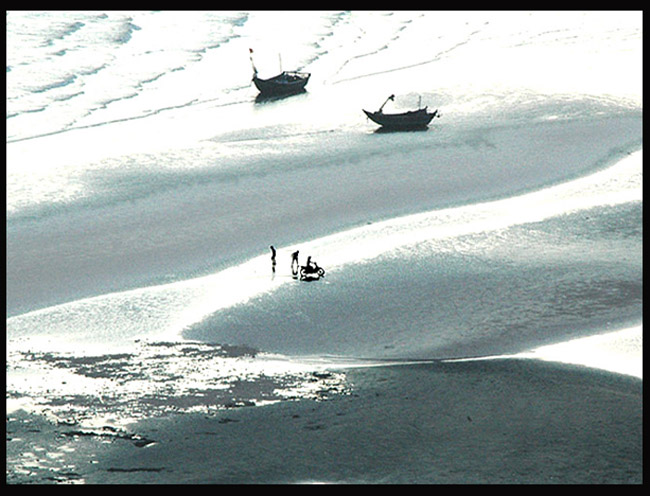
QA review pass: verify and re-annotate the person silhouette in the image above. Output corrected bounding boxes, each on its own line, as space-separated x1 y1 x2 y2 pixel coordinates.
270 245 277 273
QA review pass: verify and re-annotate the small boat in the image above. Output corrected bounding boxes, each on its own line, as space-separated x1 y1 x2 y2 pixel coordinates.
363 95 438 130
253 71 310 96
249 48 310 97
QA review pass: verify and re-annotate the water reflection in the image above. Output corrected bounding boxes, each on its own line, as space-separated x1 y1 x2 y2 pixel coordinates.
254 89 307 105
372 126 431 134
6 340 351 428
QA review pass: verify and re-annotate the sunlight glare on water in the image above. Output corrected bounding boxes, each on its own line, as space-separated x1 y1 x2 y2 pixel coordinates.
6 149 640 358
524 325 642 378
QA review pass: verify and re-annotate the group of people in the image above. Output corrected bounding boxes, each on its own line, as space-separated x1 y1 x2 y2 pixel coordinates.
269 245 323 279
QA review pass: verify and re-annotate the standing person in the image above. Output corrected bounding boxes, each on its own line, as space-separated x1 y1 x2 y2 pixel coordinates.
291 250 299 276
270 245 277 273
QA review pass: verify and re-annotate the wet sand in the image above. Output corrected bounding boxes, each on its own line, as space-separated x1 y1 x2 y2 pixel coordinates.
67 358 642 484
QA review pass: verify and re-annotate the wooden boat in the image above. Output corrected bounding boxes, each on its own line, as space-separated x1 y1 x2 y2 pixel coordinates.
249 48 310 96
253 71 310 96
363 95 438 130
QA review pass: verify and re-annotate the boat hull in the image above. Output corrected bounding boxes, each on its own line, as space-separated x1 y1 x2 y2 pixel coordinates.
253 71 310 96
363 108 437 130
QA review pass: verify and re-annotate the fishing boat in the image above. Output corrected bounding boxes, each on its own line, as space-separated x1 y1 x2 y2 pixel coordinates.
253 71 310 96
363 95 438 130
249 48 310 97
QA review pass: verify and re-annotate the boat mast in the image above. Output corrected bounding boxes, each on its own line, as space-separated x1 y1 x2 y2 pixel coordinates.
249 48 258 76
378 94 395 113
